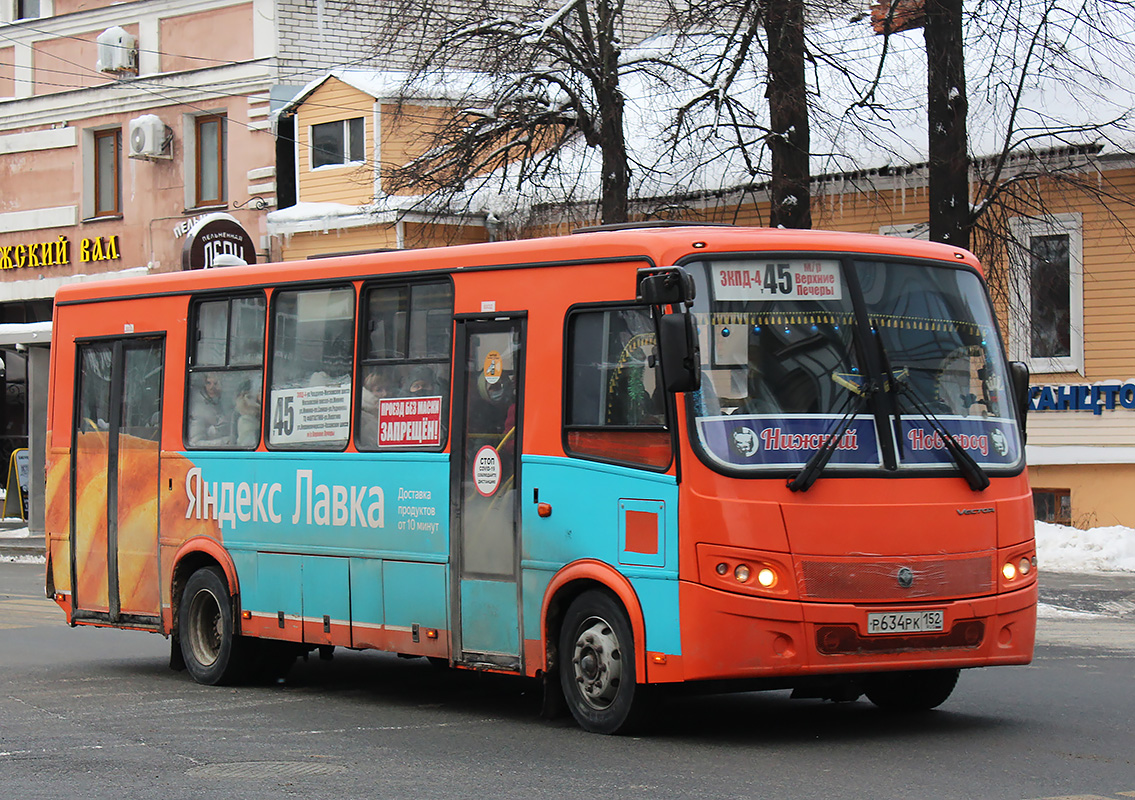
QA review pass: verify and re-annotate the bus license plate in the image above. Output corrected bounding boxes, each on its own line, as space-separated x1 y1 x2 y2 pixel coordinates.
866 610 944 635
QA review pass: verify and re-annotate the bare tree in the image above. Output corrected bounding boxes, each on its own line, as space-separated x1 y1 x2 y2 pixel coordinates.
373 0 665 226
368 0 1134 251
373 0 827 230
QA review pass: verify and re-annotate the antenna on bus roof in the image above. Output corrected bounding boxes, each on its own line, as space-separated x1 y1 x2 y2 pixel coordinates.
572 221 736 234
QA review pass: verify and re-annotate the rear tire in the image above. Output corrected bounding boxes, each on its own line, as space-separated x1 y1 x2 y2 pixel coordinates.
178 566 248 685
558 590 646 734
864 668 960 711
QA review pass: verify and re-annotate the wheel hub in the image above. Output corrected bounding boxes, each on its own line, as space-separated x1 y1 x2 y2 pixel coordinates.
571 619 622 709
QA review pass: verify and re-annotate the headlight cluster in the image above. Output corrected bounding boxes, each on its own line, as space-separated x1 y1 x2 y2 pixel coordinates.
715 559 779 588
700 544 794 598
1001 554 1037 582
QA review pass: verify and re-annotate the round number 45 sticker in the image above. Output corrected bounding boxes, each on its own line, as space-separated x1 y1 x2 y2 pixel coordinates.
473 445 501 497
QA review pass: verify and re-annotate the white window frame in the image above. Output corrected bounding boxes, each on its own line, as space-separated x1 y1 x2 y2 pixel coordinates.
309 117 365 170
9 0 51 22
1008 212 1084 375
182 111 227 211
81 125 122 220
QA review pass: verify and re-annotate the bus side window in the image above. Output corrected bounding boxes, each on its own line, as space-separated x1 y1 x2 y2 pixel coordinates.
356 281 453 451
564 306 671 470
266 286 355 451
185 295 266 449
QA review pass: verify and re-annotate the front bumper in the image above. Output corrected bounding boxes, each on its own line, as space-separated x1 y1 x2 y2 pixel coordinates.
663 579 1036 683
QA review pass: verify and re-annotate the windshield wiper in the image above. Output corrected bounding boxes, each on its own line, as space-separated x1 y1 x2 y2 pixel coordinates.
889 369 991 492
787 374 876 493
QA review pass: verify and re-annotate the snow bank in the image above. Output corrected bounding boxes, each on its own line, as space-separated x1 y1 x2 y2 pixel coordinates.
1036 520 1135 574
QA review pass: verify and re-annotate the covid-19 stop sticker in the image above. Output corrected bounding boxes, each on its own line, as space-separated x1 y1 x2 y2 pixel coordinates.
473 445 501 496
483 350 503 385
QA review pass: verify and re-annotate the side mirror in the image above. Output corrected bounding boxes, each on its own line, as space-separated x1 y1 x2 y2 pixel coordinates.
1009 361 1030 440
637 267 696 306
658 312 701 393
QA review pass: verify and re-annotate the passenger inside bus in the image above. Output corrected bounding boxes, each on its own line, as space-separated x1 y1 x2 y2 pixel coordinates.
232 379 262 447
403 365 438 396
188 372 230 445
358 369 392 445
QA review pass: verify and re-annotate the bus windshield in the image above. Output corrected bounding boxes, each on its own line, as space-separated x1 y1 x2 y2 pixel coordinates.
688 256 1023 476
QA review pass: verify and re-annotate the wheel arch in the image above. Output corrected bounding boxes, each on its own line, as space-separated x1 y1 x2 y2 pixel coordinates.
169 537 239 638
540 559 647 683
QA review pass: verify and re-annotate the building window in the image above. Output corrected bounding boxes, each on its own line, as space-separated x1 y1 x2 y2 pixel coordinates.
93 128 120 217
194 114 226 207
311 118 365 169
1009 213 1083 374
1034 488 1071 526
15 0 42 19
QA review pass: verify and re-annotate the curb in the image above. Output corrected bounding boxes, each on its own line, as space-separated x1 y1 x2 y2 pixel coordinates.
0 539 45 559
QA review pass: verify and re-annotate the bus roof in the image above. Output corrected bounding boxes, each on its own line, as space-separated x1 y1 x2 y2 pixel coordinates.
53 226 982 305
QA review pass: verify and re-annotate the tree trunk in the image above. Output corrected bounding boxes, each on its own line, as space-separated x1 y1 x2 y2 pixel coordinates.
764 0 811 229
597 89 629 225
596 0 629 225
925 0 969 248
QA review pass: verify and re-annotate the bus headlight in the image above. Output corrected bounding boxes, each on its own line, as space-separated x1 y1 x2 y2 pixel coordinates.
1002 562 1018 580
698 545 797 599
1018 557 1031 576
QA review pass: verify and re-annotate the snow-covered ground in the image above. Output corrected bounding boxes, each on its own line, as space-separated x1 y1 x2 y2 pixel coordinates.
0 523 42 565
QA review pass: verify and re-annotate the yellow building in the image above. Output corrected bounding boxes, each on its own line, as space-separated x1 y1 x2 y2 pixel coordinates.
267 71 491 258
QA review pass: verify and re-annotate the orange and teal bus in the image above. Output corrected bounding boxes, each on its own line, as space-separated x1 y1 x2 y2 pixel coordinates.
44 224 1036 733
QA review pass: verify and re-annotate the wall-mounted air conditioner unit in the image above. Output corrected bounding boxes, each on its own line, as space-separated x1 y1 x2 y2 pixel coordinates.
97 26 138 75
128 115 171 160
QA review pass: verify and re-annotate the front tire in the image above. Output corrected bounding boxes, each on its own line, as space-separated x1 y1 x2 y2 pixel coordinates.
558 590 646 734
864 668 960 711
178 566 248 685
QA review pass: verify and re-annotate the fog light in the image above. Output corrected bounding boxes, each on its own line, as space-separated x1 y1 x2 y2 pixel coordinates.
757 567 777 588
716 562 729 576
734 564 751 583
1018 557 1031 576
1002 562 1017 580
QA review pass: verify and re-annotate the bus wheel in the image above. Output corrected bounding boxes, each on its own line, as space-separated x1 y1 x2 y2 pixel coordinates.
179 566 246 686
559 590 645 734
864 668 960 711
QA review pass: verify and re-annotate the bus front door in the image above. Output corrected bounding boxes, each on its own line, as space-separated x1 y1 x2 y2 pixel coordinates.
70 337 164 627
451 317 524 669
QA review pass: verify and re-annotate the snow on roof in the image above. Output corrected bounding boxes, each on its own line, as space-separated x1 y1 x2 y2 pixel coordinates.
275 1 1135 225
276 68 495 117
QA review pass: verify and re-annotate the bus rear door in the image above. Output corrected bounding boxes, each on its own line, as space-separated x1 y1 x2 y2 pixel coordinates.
450 316 525 669
70 337 164 627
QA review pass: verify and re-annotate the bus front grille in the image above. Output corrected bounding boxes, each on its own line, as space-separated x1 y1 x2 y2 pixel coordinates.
799 555 994 601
